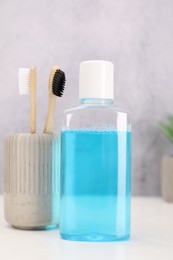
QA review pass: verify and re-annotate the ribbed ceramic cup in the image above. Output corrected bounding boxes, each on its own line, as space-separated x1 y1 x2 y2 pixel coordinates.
4 133 60 229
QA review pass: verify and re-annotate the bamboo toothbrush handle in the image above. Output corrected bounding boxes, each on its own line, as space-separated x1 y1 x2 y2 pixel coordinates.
44 66 60 134
43 94 57 133
30 67 36 134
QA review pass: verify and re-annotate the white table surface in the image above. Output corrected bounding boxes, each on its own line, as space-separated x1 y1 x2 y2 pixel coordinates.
0 196 173 260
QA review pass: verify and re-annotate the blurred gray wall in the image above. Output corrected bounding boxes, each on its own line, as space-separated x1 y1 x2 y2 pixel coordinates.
0 0 173 195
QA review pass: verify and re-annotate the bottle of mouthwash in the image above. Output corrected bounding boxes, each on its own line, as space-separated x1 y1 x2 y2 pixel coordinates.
60 60 131 242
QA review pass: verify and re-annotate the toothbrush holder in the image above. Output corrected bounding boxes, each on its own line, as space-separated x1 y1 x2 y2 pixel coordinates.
4 133 60 229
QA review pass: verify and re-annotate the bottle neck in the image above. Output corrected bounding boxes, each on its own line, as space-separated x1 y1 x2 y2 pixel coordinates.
80 98 113 106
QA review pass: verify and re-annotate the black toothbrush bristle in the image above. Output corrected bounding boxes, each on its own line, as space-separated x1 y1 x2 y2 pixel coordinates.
52 69 66 97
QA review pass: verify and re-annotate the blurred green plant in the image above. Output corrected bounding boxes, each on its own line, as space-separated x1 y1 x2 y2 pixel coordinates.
160 115 173 144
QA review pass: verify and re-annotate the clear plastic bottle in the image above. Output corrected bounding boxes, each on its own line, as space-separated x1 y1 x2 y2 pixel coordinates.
60 60 131 242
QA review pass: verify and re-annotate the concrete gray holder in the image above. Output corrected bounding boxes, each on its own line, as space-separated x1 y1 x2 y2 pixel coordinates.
4 133 60 229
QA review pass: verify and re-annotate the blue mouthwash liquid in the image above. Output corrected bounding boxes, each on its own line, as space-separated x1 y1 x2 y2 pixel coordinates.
60 129 131 242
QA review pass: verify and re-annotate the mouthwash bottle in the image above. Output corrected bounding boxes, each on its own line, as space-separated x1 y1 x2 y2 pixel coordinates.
60 60 131 242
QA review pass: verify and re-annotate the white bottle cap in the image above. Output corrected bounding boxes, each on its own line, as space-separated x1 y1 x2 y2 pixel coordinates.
79 60 114 100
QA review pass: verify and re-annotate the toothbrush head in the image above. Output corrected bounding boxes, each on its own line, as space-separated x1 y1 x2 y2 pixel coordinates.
52 69 66 97
19 68 30 95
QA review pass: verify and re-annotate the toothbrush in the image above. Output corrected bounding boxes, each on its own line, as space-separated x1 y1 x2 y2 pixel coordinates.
43 66 66 134
19 67 37 133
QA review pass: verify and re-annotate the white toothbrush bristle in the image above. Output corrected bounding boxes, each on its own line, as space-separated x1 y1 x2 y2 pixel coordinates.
19 68 30 95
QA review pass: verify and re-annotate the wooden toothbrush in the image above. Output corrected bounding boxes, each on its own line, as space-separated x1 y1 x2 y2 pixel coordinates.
19 67 37 134
43 66 66 134
29 67 36 133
